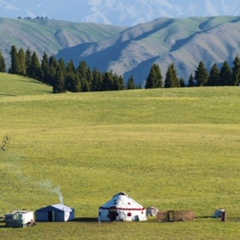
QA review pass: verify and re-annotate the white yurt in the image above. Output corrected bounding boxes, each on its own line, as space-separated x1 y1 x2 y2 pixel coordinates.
98 192 147 222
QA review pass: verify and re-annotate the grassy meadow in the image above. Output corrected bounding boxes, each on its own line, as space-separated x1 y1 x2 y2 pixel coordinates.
0 73 240 239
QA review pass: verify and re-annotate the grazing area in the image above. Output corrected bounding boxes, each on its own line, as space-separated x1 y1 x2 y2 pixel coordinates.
0 73 240 239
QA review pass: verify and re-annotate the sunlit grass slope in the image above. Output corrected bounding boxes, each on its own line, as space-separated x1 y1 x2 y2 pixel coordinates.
0 73 240 239
0 73 52 96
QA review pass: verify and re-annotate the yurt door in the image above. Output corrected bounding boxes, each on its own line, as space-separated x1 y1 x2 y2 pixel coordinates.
108 209 118 221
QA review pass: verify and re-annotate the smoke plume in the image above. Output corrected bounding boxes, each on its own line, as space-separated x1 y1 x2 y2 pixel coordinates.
39 179 64 204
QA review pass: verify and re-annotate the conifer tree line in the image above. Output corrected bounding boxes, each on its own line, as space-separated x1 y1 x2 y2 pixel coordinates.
1 46 240 93
1 45 139 93
145 58 240 88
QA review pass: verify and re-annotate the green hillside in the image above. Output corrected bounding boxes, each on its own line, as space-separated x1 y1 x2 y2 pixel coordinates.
0 73 52 96
1 74 240 239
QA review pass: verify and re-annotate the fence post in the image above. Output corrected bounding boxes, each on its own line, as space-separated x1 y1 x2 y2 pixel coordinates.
221 211 226 222
167 211 175 222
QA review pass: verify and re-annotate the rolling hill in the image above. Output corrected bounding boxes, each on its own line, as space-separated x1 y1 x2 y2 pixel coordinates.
0 72 52 96
1 73 240 239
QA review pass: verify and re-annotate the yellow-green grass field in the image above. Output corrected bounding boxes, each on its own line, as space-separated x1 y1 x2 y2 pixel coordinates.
0 73 240 239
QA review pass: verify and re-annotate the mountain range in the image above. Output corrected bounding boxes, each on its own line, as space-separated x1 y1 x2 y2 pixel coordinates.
1 16 240 85
1 0 240 26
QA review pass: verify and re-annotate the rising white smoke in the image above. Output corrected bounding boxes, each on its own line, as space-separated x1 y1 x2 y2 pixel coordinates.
39 179 64 204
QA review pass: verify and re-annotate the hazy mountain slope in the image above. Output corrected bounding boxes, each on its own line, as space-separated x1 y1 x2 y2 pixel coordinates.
2 16 240 86
1 0 240 26
0 17 126 65
56 16 240 84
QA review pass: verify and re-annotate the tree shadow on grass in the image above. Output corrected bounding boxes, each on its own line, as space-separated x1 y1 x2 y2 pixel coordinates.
195 216 240 222
0 93 16 96
0 223 6 228
195 215 213 219
71 217 98 222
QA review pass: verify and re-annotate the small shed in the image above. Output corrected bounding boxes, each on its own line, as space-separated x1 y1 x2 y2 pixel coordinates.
35 204 75 222
5 210 35 228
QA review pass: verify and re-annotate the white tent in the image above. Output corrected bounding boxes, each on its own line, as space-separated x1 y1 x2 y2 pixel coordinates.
98 192 147 222
5 210 35 227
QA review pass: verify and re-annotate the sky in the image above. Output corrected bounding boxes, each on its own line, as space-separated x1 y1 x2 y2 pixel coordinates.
0 0 240 26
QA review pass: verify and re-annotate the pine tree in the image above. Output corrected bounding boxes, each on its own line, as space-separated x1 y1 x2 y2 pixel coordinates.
91 68 103 91
48 55 58 86
116 75 125 90
145 63 163 88
236 71 240 87
18 48 26 76
58 58 66 73
77 61 89 91
85 67 93 91
187 74 195 87
53 65 66 93
41 52 50 84
219 61 232 86
112 74 120 90
65 60 78 92
208 63 220 86
179 78 186 87
194 61 209 86
126 75 135 89
81 79 90 92
9 45 20 74
232 56 240 86
75 71 82 92
87 68 93 84
28 51 42 80
77 61 88 78
25 48 32 77
58 58 66 87
164 63 179 88
102 71 114 91
0 51 6 72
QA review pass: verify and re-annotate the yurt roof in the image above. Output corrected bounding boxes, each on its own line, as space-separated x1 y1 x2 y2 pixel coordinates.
100 192 145 210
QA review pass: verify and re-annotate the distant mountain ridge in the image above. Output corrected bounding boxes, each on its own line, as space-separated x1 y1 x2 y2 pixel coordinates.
0 17 126 65
1 16 240 85
56 16 240 84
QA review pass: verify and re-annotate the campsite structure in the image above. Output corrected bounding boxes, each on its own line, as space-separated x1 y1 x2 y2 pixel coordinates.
5 210 35 228
35 204 75 222
98 192 147 222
